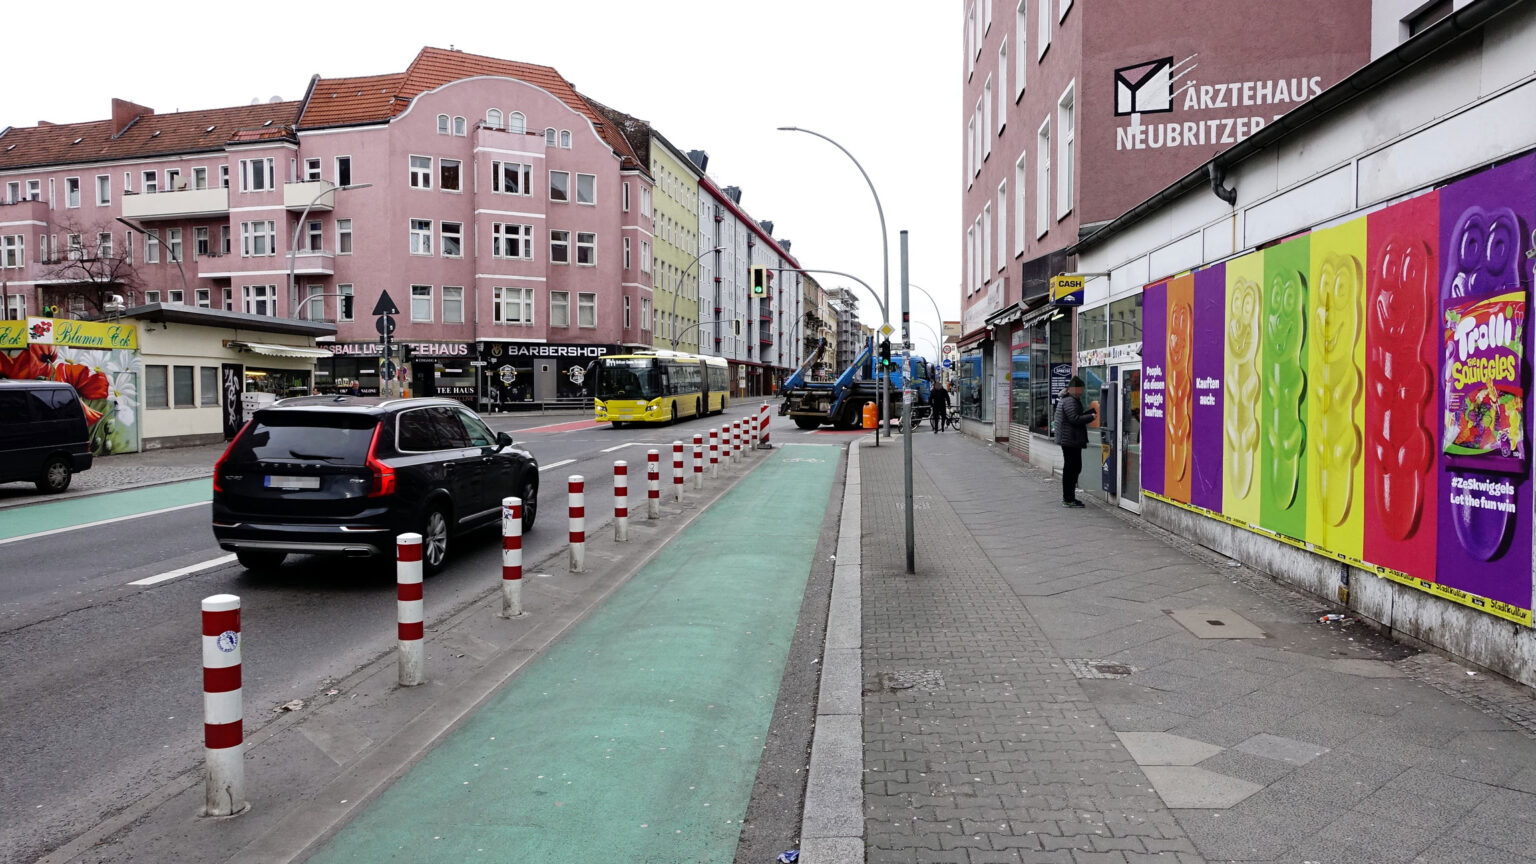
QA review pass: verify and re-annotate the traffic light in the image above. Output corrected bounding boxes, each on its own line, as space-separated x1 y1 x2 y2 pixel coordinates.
341 294 354 319
749 266 769 297
878 338 892 367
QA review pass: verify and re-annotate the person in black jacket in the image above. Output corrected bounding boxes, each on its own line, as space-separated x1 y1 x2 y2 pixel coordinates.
930 382 952 432
1053 376 1096 507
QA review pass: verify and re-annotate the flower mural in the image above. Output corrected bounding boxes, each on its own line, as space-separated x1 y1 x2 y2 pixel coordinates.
0 322 141 456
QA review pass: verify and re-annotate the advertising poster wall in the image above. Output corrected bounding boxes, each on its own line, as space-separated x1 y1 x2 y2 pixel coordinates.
1164 274 1195 504
1142 155 1535 625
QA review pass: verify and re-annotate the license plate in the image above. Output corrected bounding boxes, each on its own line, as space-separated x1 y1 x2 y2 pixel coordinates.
265 475 320 489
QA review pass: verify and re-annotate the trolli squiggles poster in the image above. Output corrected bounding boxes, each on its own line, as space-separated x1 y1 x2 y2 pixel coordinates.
1141 155 1534 625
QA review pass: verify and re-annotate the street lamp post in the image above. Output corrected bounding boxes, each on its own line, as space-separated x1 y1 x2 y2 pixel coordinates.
115 217 189 299
778 126 890 444
907 282 948 344
288 182 370 319
669 245 724 351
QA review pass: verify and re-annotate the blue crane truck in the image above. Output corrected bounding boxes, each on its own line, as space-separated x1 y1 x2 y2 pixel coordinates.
778 336 933 430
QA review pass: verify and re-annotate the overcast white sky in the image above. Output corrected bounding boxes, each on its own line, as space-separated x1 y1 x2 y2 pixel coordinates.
7 1 960 357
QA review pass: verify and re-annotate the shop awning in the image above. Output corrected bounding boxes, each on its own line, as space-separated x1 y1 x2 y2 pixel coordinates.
230 341 334 359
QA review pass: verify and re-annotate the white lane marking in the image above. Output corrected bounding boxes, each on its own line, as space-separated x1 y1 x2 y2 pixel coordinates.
600 442 639 453
128 554 239 586
0 501 209 548
537 459 577 473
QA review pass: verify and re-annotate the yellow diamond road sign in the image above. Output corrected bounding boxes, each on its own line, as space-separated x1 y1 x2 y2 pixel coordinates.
879 324 894 336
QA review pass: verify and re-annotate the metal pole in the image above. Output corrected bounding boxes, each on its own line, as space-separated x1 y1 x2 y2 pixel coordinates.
902 231 914 574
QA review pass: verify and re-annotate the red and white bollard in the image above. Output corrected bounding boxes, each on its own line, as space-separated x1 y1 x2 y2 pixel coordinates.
614 461 629 542
397 533 425 686
202 593 247 817
647 448 660 519
500 498 523 618
721 425 732 465
568 475 586 573
709 429 720 478
692 434 704 490
733 420 743 460
672 440 685 502
759 402 772 448
748 412 759 453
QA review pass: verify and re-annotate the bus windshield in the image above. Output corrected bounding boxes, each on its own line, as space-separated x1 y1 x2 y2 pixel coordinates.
597 359 660 401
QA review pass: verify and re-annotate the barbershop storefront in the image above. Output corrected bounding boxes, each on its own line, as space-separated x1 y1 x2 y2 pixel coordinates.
478 341 621 411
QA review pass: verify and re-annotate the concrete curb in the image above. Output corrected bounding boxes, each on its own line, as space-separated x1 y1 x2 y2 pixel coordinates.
799 438 864 862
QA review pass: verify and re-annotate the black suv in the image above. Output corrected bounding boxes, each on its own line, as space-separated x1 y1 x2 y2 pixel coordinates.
212 396 538 572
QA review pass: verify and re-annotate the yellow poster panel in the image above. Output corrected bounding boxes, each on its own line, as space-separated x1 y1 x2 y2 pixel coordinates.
1306 220 1367 562
0 320 23 350
1222 251 1264 525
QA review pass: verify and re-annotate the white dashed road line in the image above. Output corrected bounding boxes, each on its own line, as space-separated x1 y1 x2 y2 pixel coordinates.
128 554 239 586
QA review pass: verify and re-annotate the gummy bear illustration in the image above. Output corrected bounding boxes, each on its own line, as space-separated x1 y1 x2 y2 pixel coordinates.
1311 252 1364 527
1167 294 1194 484
1367 238 1435 541
1224 278 1262 499
1442 205 1524 561
1264 269 1308 509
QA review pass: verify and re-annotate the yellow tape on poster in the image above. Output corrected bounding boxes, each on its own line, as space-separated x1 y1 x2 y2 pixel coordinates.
1144 491 1532 626
0 318 138 350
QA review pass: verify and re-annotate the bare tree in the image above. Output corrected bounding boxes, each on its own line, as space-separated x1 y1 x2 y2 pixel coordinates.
37 216 144 315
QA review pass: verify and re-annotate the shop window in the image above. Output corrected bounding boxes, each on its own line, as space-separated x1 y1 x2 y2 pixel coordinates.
1108 294 1141 345
146 365 169 409
200 367 219 406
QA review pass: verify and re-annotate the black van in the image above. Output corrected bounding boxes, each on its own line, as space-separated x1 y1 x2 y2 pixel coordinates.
0 380 95 493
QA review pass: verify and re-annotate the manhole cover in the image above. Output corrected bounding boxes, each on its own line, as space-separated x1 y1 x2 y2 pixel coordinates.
880 670 944 691
1066 659 1135 679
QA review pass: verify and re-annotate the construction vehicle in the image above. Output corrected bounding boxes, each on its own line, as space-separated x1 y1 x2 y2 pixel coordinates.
778 336 933 430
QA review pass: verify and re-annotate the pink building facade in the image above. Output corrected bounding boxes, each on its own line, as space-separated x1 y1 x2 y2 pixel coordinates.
0 48 655 406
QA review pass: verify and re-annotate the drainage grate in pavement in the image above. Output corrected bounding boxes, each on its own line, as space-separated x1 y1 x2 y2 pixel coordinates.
1065 659 1136 679
1166 608 1267 639
878 670 945 691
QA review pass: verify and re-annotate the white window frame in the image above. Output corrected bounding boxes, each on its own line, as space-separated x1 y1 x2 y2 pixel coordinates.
167 227 183 263
486 109 503 130
545 127 557 148
95 174 110 206
983 77 993 160
982 202 992 278
96 231 113 259
440 158 462 192
640 240 651 273
966 226 976 295
622 181 631 212
241 220 275 257
302 284 324 320
624 296 632 329
335 156 352 186
410 219 433 256
453 116 466 136
65 177 80 208
442 286 464 324
508 112 526 134
577 292 597 328
26 179 40 201
1059 0 1071 21
193 166 208 190
1057 82 1075 220
239 158 273 192
559 130 572 148
146 229 160 263
640 187 652 217
576 232 596 266
194 226 210 259
196 288 212 308
410 284 433 322
492 223 534 260
575 173 596 205
550 229 571 264
441 221 464 258
966 118 976 181
997 40 1009 130
966 3 977 78
1 234 23 269
337 219 353 255
1038 0 1051 58
549 170 570 202
304 158 322 181
1036 118 1051 238
4 293 24 319
997 181 1008 271
623 236 631 269
550 290 570 327
492 161 532 196
243 284 275 316
409 155 432 190
493 285 534 326
437 114 450 135
304 220 323 253
5 181 18 204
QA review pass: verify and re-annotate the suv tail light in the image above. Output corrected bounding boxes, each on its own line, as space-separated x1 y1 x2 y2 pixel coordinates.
212 421 250 493
365 423 396 497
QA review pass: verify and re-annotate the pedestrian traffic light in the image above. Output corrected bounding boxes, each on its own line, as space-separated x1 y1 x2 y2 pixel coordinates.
879 338 892 367
750 266 769 297
341 294 354 319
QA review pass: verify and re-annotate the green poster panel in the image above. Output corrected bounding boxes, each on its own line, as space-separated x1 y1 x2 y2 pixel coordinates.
1260 236 1311 541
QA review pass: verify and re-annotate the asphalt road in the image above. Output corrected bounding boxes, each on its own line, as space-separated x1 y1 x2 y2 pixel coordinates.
0 404 786 864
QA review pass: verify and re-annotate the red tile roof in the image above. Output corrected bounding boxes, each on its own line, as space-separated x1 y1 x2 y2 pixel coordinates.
0 102 300 172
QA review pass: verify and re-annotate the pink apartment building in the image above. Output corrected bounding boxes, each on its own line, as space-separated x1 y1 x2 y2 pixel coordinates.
0 47 655 406
957 0 1373 453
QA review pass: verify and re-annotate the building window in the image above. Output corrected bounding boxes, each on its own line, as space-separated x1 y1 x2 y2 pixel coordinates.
1038 0 1051 57
641 298 651 331
167 228 182 262
508 112 526 134
1057 83 1075 219
410 219 433 255
624 296 632 329
549 171 570 202
170 365 194 407
640 187 651 216
453 116 466 136
440 158 461 192
997 181 1008 270
545 128 557 147
640 240 651 273
239 158 273 192
982 203 992 278
220 165 230 189
966 226 976 294
493 286 533 325
623 236 631 269
983 76 993 158
550 290 570 327
5 181 18 204
492 223 533 259
1 235 22 269
304 220 323 252
559 130 572 148
26 179 40 200
243 284 275 316
577 292 596 328
492 161 532 195
302 285 323 320
95 175 110 206
336 156 352 187
200 367 219 406
196 288 211 308
1036 119 1051 237
96 232 113 258
145 291 161 304
165 168 181 191
550 230 570 264
575 174 596 205
4 293 24 319
146 365 169 409
409 155 432 189
193 166 208 190
221 225 231 256
576 232 596 265
622 181 631 212
146 229 160 263
486 109 503 130
65 178 80 208
997 41 1009 131
222 287 233 311
437 114 450 134
411 285 433 322
443 286 464 323
438 221 463 257
195 226 210 259
304 158 321 181
337 219 353 254
241 220 275 257
1059 0 1071 20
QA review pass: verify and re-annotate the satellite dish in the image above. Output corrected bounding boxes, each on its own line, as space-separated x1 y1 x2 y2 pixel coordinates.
250 97 261 105
268 95 282 104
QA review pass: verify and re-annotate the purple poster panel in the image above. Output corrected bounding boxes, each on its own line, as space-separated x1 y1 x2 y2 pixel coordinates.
1142 280 1168 497
1435 155 1534 617
1191 265 1226 511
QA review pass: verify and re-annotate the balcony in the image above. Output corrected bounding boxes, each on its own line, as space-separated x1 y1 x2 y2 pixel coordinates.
121 187 229 221
759 332 774 345
286 248 336 276
284 181 340 212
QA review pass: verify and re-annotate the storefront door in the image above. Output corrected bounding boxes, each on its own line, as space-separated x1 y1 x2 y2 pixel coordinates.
1117 365 1143 513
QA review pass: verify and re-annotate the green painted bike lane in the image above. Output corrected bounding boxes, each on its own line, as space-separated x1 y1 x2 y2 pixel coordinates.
308 445 840 864
0 479 211 541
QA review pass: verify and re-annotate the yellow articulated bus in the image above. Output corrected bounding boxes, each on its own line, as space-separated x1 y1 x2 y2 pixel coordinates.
593 351 730 427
